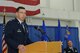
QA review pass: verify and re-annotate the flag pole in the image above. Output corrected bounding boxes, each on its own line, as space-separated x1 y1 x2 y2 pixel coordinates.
42 13 48 53
3 7 6 25
2 7 7 53
66 25 70 47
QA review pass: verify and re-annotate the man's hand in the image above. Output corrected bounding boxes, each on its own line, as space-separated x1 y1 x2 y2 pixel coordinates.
18 45 25 53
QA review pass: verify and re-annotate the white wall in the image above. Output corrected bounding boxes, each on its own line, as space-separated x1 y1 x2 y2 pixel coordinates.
0 16 14 24
0 16 74 27
40 0 47 7
74 0 80 11
27 17 70 26
40 0 80 11
50 0 73 11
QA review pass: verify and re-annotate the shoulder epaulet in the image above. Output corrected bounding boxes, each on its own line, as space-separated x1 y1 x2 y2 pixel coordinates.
8 19 15 22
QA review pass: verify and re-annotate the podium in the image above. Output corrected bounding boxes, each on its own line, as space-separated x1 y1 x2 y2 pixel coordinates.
19 41 62 53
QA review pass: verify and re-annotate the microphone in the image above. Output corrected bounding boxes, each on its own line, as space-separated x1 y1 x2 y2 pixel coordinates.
34 26 45 34
34 26 51 41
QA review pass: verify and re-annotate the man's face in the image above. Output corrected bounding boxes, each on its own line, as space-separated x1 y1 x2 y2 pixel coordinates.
68 41 73 47
16 9 26 21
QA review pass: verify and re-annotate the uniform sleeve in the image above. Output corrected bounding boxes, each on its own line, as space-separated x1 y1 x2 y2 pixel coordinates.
5 21 20 49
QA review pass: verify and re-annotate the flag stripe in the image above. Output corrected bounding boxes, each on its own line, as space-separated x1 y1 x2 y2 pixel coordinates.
2 35 7 53
0 1 40 16
2 47 7 53
2 44 7 53
2 40 5 46
0 6 40 16
14 0 40 5
2 44 7 50
2 34 4 40
0 1 40 11
2 41 6 47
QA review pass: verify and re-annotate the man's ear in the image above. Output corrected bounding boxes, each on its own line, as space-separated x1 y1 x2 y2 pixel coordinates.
16 12 18 16
16 12 17 15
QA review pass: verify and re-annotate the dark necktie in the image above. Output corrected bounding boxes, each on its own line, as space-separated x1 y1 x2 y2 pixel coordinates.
69 47 74 52
21 22 26 32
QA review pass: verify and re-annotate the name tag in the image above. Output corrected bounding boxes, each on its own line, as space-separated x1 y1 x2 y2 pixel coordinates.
68 51 71 53
75 50 77 52
17 29 21 32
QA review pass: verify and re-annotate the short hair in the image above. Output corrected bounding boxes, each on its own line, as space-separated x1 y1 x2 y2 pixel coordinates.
67 40 72 43
16 6 25 12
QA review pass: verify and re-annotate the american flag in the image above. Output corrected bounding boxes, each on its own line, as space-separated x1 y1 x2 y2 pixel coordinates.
65 25 71 40
2 28 7 53
2 8 7 53
0 0 40 16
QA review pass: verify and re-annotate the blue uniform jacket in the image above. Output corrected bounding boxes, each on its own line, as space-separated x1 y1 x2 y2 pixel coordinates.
5 18 32 53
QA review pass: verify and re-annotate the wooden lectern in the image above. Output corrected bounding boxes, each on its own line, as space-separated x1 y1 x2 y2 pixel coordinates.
19 41 62 53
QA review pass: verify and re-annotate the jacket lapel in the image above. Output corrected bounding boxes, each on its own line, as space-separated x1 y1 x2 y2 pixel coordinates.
14 18 25 33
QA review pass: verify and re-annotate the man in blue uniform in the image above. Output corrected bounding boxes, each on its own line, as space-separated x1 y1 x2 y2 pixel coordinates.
64 40 78 53
5 6 32 53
